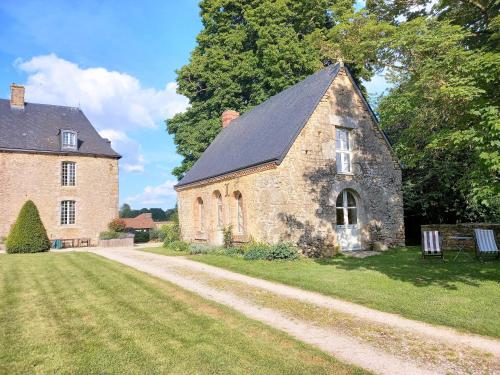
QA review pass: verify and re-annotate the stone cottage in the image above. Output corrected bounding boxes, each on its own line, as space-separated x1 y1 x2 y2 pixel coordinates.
0 84 120 244
175 63 404 252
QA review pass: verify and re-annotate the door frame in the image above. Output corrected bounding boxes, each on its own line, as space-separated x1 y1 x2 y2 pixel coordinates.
335 189 361 251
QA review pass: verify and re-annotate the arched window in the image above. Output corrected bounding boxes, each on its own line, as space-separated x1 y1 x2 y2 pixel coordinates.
197 197 205 232
214 191 223 229
235 192 244 234
336 190 357 226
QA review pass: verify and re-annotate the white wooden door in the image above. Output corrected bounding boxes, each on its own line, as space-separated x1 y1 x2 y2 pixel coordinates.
335 190 361 251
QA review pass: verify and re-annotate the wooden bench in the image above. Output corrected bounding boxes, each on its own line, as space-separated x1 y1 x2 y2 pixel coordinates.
59 238 91 248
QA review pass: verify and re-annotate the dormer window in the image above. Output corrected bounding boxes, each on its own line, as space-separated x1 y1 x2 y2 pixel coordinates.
61 130 78 150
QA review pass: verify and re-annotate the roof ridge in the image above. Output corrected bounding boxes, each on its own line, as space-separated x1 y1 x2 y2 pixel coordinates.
177 63 341 187
228 63 339 127
0 98 81 111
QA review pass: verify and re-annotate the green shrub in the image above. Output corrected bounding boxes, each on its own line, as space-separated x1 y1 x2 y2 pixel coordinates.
243 243 271 260
134 231 150 243
267 243 299 260
243 242 299 261
6 200 50 253
223 246 244 256
166 240 189 252
161 223 180 247
149 228 161 241
223 225 233 248
189 243 218 255
108 218 126 232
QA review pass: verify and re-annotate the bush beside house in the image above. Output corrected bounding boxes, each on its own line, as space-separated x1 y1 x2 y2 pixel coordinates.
6 200 50 253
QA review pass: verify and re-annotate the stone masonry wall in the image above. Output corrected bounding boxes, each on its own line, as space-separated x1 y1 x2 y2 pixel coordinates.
0 152 119 244
177 68 405 252
421 223 500 251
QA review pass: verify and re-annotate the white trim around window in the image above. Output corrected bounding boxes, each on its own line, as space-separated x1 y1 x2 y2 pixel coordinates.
61 161 76 186
236 192 244 234
60 200 76 225
336 128 352 174
61 130 78 150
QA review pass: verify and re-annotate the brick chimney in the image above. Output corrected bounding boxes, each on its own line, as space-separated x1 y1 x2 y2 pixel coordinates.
221 110 239 128
10 84 25 109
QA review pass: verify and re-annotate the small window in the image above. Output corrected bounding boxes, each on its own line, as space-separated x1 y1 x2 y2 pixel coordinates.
215 191 223 229
336 128 352 173
61 130 77 150
61 200 76 225
197 198 205 232
61 162 76 186
235 192 244 234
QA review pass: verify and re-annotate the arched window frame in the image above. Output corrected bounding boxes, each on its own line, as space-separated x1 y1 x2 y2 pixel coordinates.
335 190 358 226
235 191 244 234
214 191 223 229
196 197 205 232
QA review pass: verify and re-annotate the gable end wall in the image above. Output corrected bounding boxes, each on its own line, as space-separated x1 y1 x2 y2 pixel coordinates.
177 68 404 250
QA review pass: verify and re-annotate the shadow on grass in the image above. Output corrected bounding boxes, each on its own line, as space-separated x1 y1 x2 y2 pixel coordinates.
314 247 500 290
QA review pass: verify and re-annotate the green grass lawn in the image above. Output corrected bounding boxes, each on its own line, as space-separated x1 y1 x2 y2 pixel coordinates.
191 247 500 338
0 252 365 375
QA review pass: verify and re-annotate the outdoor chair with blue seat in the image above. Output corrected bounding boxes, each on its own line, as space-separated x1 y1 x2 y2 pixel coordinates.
474 229 499 261
421 230 444 260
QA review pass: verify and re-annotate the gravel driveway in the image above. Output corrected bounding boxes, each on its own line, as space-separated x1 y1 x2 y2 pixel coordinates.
91 247 500 375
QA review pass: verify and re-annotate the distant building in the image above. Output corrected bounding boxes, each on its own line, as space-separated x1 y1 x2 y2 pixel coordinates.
175 64 404 252
122 213 155 232
0 84 120 244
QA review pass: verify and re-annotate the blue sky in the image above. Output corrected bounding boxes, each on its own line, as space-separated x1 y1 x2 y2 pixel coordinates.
0 0 387 210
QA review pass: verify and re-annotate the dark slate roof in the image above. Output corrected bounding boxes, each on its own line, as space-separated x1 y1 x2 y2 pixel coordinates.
0 99 120 158
177 63 341 187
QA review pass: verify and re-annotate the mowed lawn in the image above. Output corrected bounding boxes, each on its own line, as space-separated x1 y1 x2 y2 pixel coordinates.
0 252 365 375
191 247 500 338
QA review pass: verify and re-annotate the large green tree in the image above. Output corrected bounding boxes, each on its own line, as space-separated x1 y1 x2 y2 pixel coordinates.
167 0 368 179
368 2 500 226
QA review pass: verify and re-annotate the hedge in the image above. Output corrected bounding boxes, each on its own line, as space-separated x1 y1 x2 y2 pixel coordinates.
6 200 50 253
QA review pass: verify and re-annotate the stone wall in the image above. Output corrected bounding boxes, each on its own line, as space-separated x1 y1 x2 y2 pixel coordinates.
177 68 405 253
0 151 119 244
421 223 500 251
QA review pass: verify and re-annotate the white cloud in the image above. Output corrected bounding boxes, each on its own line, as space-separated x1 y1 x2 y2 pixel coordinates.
15 54 189 172
126 180 177 207
99 129 145 172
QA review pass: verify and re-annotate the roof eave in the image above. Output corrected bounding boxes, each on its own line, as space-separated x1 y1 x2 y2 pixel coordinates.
0 147 121 159
175 159 279 191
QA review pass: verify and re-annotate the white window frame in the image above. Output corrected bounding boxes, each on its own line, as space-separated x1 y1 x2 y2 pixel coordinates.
198 198 205 232
336 128 352 174
61 130 78 150
336 190 357 227
216 193 223 229
236 193 244 234
61 161 76 186
60 200 76 225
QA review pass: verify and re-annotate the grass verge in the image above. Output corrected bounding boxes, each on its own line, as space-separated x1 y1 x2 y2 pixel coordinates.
139 245 188 256
190 247 500 338
0 252 365 375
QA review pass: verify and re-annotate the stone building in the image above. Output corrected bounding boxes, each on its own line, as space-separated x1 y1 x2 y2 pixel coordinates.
0 84 120 244
175 64 404 252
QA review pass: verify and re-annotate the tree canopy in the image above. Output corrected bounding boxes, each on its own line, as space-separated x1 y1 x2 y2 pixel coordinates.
119 204 177 222
167 0 371 179
167 0 499 232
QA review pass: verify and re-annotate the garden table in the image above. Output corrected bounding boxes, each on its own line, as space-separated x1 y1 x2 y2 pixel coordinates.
449 236 473 261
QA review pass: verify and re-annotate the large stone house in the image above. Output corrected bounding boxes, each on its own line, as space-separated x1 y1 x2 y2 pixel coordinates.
175 64 404 252
0 84 120 244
